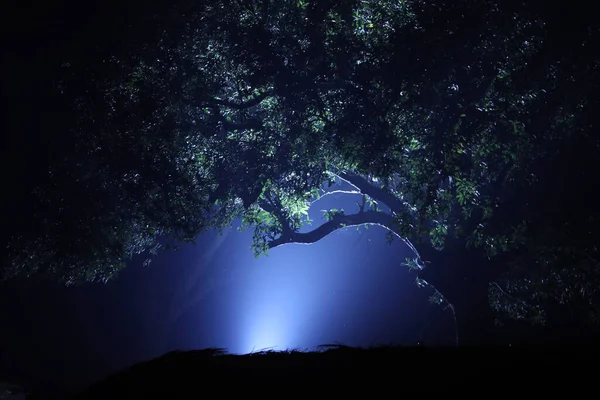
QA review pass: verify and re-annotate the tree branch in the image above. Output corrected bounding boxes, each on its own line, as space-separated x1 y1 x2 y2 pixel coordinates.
258 199 294 236
490 281 526 304
210 89 274 110
268 210 396 249
335 172 408 215
206 105 264 131
358 194 366 213
309 190 362 206
321 172 428 266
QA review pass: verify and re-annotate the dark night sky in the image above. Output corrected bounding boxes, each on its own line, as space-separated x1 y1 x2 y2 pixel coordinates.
0 190 456 392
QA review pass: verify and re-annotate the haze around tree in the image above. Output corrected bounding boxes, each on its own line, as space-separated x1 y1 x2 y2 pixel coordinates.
4 0 599 335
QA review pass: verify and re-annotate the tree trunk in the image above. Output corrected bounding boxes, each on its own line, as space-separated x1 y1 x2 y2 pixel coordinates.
416 242 503 346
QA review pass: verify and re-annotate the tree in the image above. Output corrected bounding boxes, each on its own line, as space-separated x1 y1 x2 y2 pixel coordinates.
4 0 599 338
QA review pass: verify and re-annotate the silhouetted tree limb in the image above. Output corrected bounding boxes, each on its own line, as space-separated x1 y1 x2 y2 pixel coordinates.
308 190 362 206
335 172 408 215
268 210 395 249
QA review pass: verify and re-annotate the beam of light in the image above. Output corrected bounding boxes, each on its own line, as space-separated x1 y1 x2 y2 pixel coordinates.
168 228 231 324
242 313 290 354
235 281 300 354
228 223 427 354
171 213 447 354
230 241 325 355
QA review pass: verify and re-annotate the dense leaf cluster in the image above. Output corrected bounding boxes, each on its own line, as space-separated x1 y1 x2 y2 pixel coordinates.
4 0 599 328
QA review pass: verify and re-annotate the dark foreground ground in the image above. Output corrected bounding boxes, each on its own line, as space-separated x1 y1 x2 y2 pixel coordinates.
9 345 590 399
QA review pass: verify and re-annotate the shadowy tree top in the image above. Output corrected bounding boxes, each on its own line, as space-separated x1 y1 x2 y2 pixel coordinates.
4 0 599 327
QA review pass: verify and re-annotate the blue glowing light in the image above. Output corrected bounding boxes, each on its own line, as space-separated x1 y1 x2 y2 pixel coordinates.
243 312 290 353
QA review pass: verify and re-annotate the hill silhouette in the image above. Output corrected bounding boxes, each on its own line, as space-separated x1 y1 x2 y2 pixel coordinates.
75 344 595 398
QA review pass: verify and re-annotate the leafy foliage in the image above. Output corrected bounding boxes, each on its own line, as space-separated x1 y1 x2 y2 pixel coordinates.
4 0 600 330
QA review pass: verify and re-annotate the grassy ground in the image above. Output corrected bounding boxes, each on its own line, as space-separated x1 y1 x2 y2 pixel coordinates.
75 344 595 398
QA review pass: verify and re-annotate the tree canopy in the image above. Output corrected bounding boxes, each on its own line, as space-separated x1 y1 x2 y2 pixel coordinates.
4 0 599 331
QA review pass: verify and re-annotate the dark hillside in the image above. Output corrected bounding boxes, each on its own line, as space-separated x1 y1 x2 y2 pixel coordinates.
78 345 595 397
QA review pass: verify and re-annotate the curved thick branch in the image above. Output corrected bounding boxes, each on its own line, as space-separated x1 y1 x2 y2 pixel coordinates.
336 172 408 215
268 210 396 249
309 190 362 206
